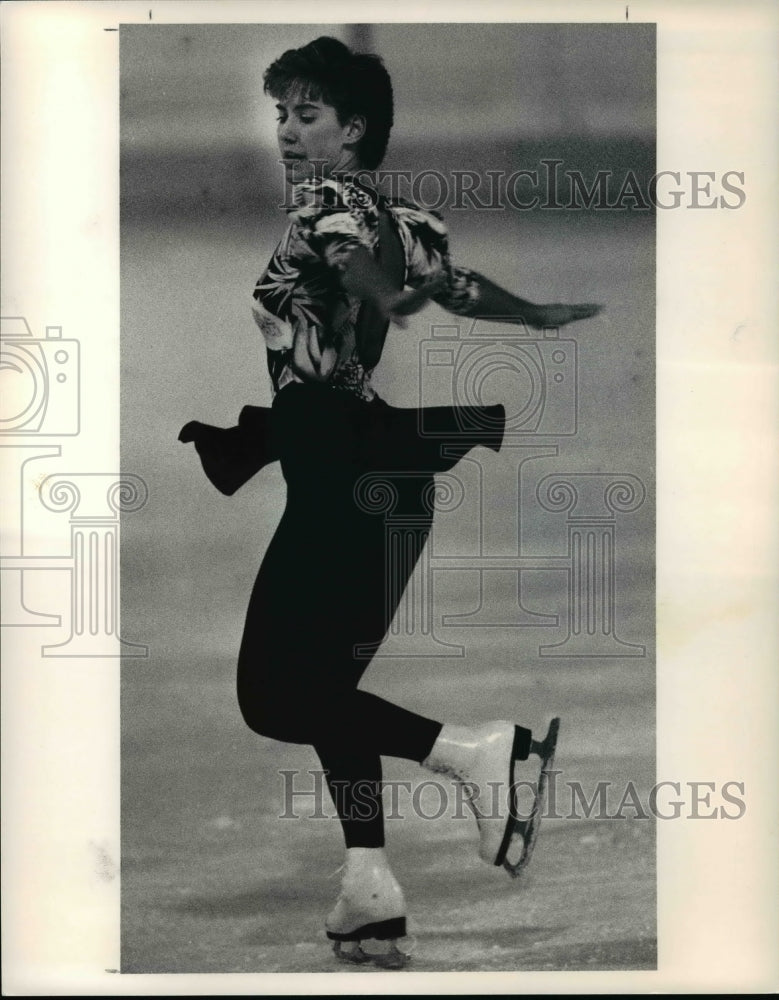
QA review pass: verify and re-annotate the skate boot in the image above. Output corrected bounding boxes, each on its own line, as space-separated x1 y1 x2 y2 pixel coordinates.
422 717 560 878
325 847 410 969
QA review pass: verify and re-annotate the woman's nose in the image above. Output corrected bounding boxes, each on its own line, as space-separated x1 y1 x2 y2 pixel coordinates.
278 119 297 145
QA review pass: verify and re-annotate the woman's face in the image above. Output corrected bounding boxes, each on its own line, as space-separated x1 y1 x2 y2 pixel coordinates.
275 83 363 182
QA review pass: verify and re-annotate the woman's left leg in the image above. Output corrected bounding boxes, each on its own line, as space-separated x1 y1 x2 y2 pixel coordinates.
236 385 546 886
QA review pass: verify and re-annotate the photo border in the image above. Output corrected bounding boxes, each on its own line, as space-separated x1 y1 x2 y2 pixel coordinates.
1 0 777 994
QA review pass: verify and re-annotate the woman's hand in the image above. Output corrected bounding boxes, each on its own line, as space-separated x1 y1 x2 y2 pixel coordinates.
527 302 603 329
382 275 448 328
460 273 604 329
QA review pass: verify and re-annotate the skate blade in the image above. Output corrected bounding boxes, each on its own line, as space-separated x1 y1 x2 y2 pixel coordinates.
333 938 410 970
502 716 560 879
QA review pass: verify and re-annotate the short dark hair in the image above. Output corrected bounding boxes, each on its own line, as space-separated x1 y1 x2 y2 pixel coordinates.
263 36 394 170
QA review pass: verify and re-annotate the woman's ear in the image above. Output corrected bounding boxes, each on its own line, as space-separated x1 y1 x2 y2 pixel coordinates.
345 114 367 144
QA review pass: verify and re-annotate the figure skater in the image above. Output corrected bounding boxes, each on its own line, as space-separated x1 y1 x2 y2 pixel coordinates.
179 35 600 968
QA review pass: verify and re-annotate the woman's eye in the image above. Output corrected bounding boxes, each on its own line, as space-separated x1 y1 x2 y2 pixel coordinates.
300 116 316 124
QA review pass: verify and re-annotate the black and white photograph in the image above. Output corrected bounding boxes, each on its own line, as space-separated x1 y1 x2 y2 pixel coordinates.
120 21 654 974
1 1 777 994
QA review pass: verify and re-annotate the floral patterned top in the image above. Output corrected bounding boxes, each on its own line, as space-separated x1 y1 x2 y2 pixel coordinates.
251 174 482 401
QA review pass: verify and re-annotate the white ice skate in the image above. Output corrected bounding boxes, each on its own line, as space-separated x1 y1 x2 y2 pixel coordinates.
423 717 560 878
325 847 410 969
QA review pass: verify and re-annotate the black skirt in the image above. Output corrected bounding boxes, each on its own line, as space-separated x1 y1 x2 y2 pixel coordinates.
179 384 504 496
181 384 505 741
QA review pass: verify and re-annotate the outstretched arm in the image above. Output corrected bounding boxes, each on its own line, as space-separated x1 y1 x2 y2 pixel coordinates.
340 247 601 329
465 272 602 329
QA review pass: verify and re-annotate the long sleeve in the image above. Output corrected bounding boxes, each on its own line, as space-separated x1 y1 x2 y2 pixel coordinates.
251 176 381 398
391 201 482 316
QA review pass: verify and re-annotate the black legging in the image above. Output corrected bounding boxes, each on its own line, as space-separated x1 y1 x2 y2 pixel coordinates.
186 382 508 847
